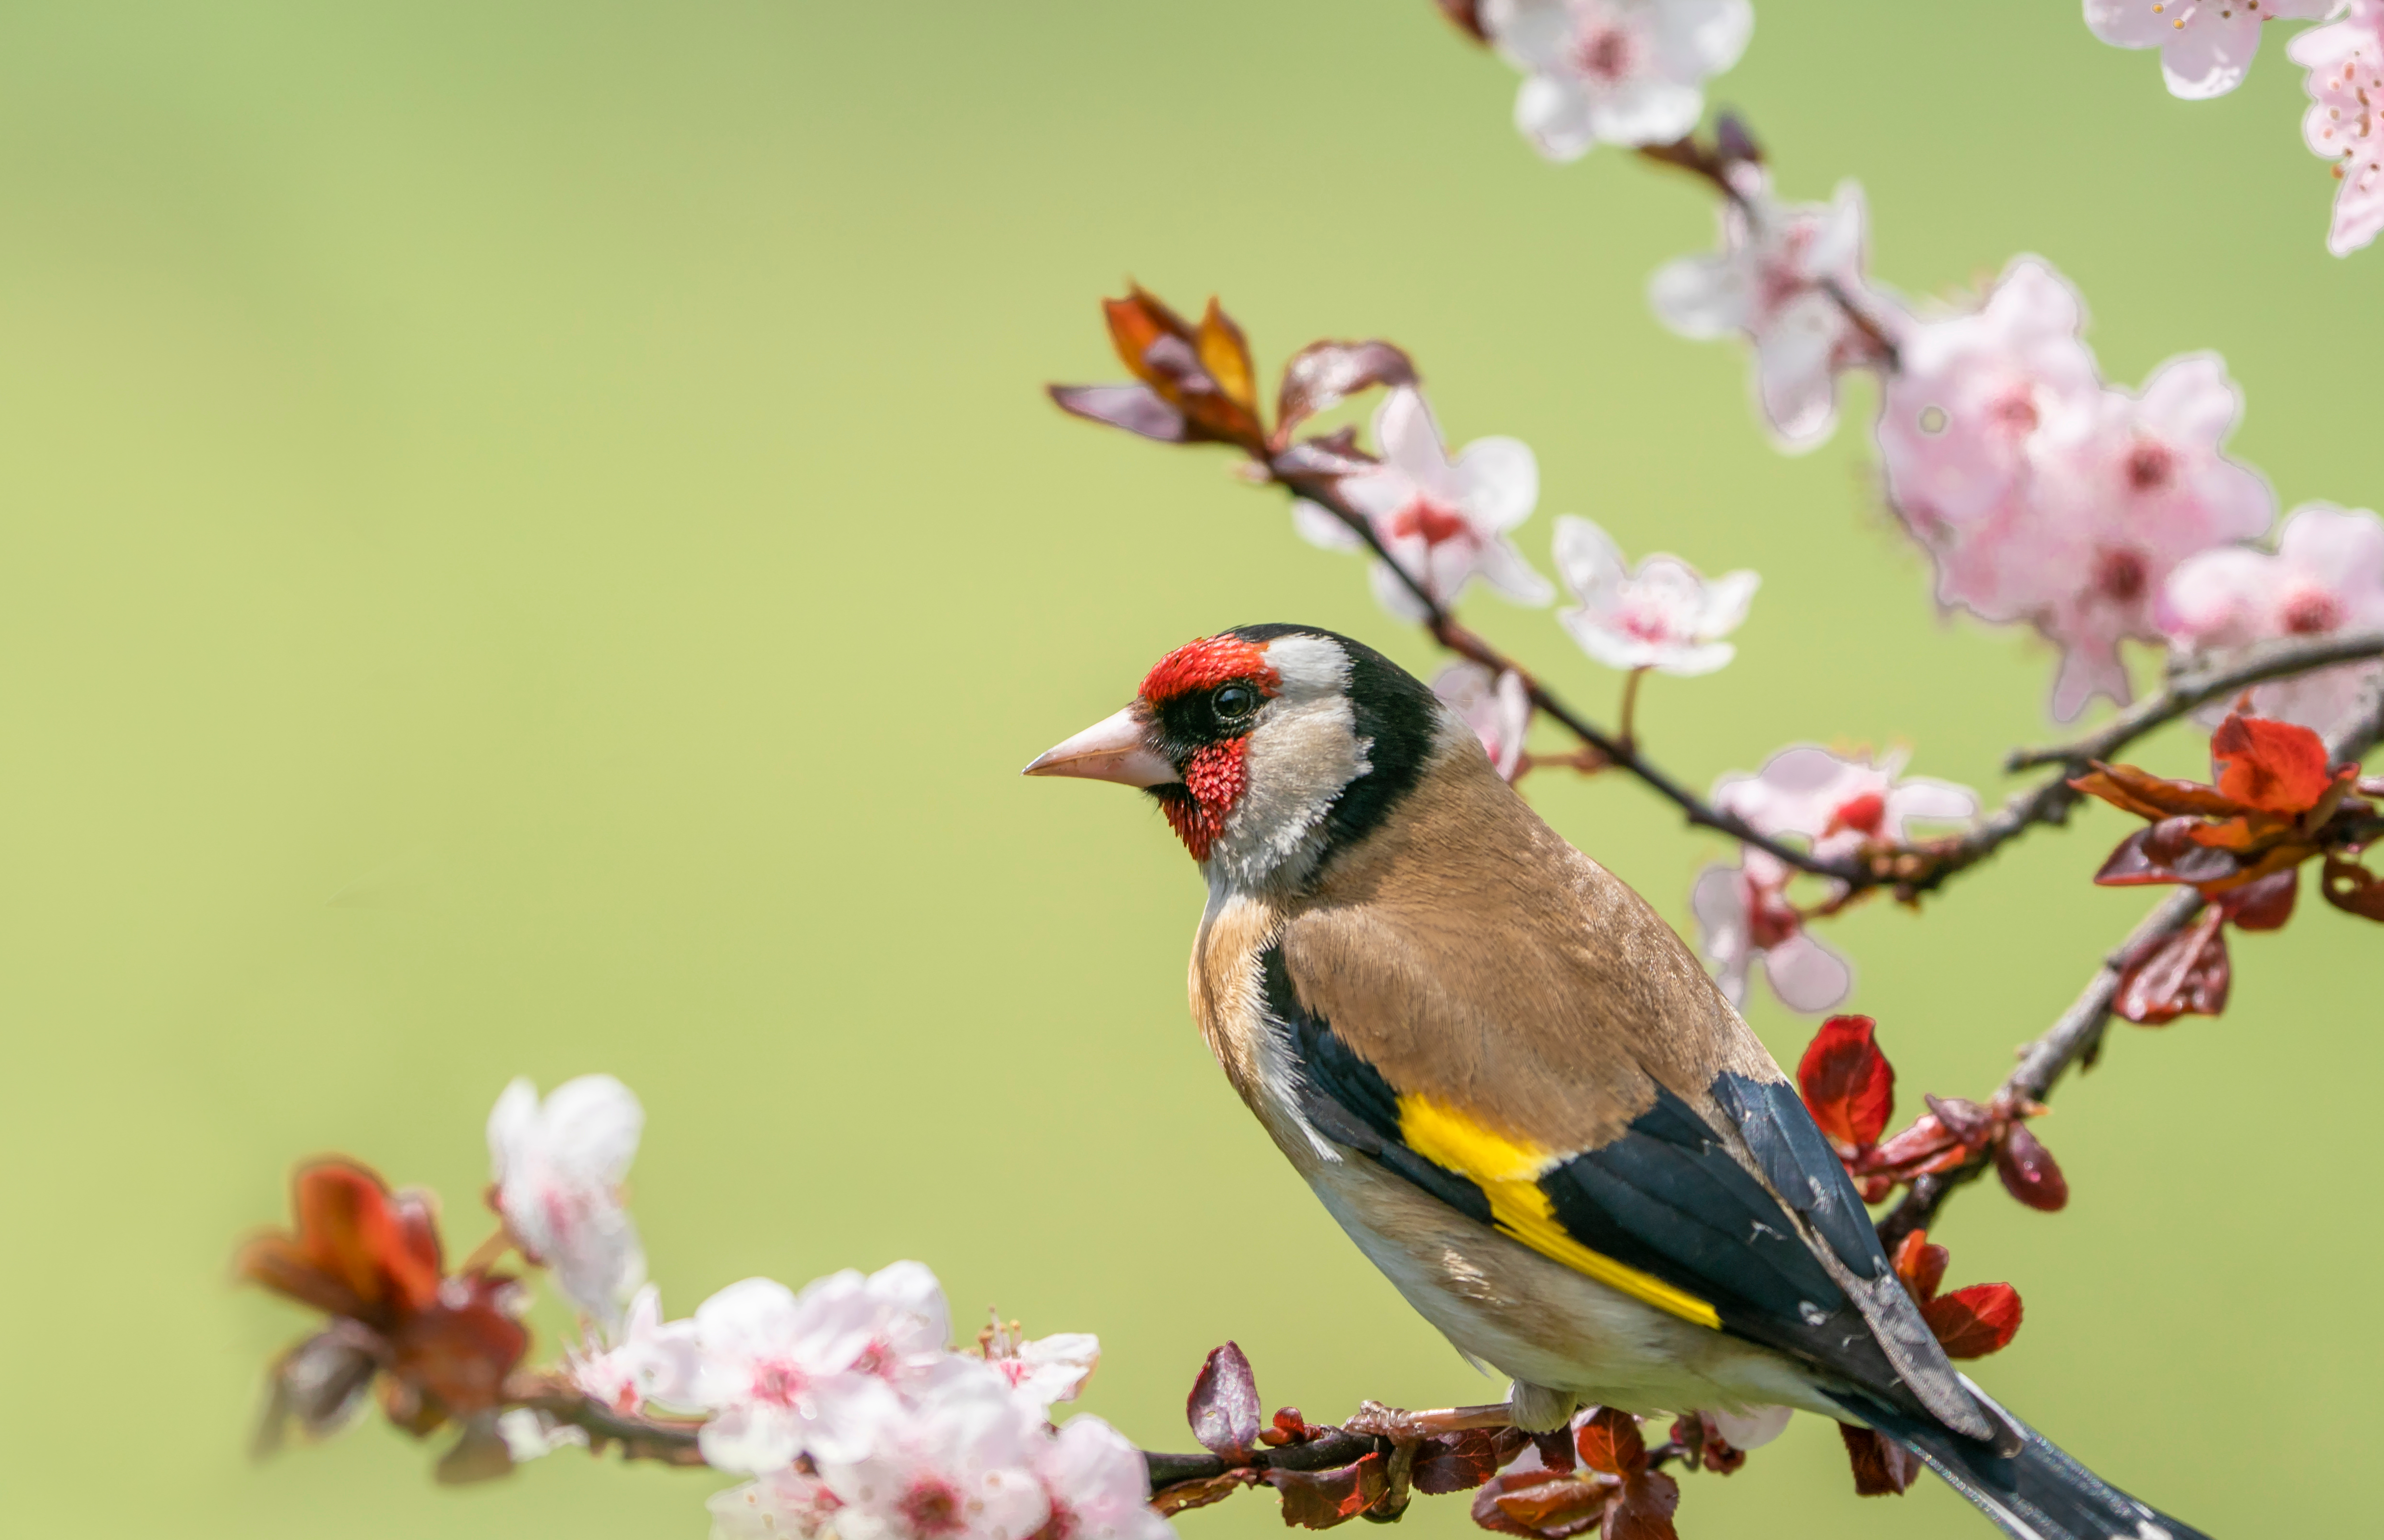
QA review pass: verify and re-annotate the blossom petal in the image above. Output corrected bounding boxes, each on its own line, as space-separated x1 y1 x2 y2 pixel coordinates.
1762 933 1855 1014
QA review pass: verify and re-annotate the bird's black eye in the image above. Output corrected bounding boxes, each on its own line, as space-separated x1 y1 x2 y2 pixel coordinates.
1212 683 1260 721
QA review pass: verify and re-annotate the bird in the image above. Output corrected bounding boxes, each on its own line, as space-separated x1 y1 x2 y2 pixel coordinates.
1024 623 2210 1540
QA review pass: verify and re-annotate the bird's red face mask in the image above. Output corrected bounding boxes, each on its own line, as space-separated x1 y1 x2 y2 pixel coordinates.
1023 634 1281 860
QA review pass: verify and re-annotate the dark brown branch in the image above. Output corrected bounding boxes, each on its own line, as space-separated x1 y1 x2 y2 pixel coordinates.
1272 469 2384 901
1876 676 2384 1248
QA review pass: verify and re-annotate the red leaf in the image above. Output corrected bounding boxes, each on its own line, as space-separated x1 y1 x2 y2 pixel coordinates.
1188 1342 1262 1461
2091 819 2242 888
1258 1406 1317 1449
1474 1473 1616 1538
1994 1126 2069 1212
1890 1230 1948 1303
1270 427 1377 479
2211 713 2334 813
236 1160 444 1328
1574 1407 1646 1477
1862 1113 1966 1181
2217 865 2300 931
1837 1424 1920 1496
387 1272 528 1420
1274 341 1418 442
1670 1413 1746 1475
1796 1015 1895 1151
1413 1429 1507 1495
1529 1428 1577 1474
1922 1283 2024 1359
2114 909 2230 1025
1049 384 1192 443
1434 0 1490 42
2321 856 2384 921
1098 288 1266 450
1606 1472 1681 1540
1266 1452 1385 1529
1154 1469 1262 1516
2069 762 2244 821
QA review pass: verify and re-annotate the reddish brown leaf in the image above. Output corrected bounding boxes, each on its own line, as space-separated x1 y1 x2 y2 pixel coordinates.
1188 1342 1262 1461
1797 1014 1895 1151
1098 288 1266 450
1196 299 1258 416
1922 1282 2024 1359
1258 1407 1317 1448
1267 1453 1385 1529
254 1324 381 1456
1574 1407 1646 1477
386 1273 528 1420
2321 856 2384 921
1475 1473 1617 1538
2069 763 2243 822
236 1160 443 1328
2216 865 2300 931
2092 818 2243 888
1994 1126 2069 1212
1715 111 1763 167
1837 1424 1920 1496
1861 1113 1968 1181
1890 1230 1948 1303
2114 909 2230 1025
1529 1428 1577 1474
1413 1429 1507 1495
1154 1469 1262 1516
1434 0 1490 41
1669 1413 1747 1475
1606 1472 1681 1540
1273 340 1418 442
2211 713 2334 813
434 1415 516 1485
1048 384 1192 443
1270 427 1377 478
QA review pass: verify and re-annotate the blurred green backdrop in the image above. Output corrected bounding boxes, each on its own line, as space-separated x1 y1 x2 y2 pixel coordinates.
0 2 2372 1536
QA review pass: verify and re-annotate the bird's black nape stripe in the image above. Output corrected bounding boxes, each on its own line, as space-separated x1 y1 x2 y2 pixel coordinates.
1227 624 1440 860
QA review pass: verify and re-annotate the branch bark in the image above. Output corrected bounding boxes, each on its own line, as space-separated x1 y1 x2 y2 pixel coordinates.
1875 675 2384 1248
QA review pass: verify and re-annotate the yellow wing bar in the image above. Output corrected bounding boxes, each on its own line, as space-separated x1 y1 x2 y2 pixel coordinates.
1398 1094 1722 1332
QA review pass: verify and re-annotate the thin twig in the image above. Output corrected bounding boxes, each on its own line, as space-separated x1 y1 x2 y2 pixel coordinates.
1876 677 2384 1248
1271 465 2384 898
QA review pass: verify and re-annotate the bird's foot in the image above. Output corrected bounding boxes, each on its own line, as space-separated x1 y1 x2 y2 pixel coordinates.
1342 1399 1514 1443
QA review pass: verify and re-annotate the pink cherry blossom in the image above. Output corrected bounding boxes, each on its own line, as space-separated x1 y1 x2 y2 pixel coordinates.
1481 0 1754 160
690 1263 950 1474
1034 1415 1176 1540
1431 662 1534 780
2086 0 2331 100
1552 515 1759 675
494 1408 590 1463
1875 258 2102 539
1704 1403 1792 1450
1293 388 1551 621
814 1360 1051 1540
2290 0 2384 256
1714 746 1978 864
486 1074 645 1328
1649 176 1882 449
570 1282 701 1415
2161 502 2384 732
1689 849 1852 1014
709 1466 847 1540
981 1319 1102 1417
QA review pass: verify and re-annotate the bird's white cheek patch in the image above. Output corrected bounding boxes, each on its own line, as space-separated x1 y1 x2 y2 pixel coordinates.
1207 696 1371 892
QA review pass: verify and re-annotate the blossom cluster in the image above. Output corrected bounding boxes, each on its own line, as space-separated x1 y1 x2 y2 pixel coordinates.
243 1076 1170 1540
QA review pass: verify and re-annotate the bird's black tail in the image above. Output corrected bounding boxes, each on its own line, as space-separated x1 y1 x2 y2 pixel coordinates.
1829 1382 2212 1540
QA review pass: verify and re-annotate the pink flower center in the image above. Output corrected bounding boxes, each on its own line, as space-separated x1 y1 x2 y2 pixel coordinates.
2093 547 2148 604
899 1476 968 1538
750 1360 808 1408
1617 603 1682 644
1987 385 2039 436
852 1338 893 1376
994 1358 1031 1387
2282 589 2342 634
1570 24 1635 82
1746 888 1801 951
1388 497 1472 548
1828 792 1886 838
2124 441 2174 493
1038 1501 1080 1540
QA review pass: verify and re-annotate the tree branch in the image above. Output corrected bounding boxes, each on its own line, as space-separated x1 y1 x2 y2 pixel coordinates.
1273 464 2384 902
1875 674 2384 1248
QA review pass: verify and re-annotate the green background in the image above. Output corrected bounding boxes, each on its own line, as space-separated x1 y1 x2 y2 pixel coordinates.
0 2 2370 1536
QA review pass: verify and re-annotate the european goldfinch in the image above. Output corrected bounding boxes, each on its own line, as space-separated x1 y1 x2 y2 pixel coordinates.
1027 624 2208 1540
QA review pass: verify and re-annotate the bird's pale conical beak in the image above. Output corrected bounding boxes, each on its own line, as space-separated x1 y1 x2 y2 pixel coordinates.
1022 706 1179 787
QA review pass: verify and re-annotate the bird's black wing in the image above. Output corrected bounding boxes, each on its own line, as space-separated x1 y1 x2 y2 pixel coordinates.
1263 943 1963 1425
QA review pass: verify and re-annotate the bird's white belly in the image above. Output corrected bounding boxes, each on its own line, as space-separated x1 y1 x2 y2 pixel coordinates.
1304 1152 1838 1421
